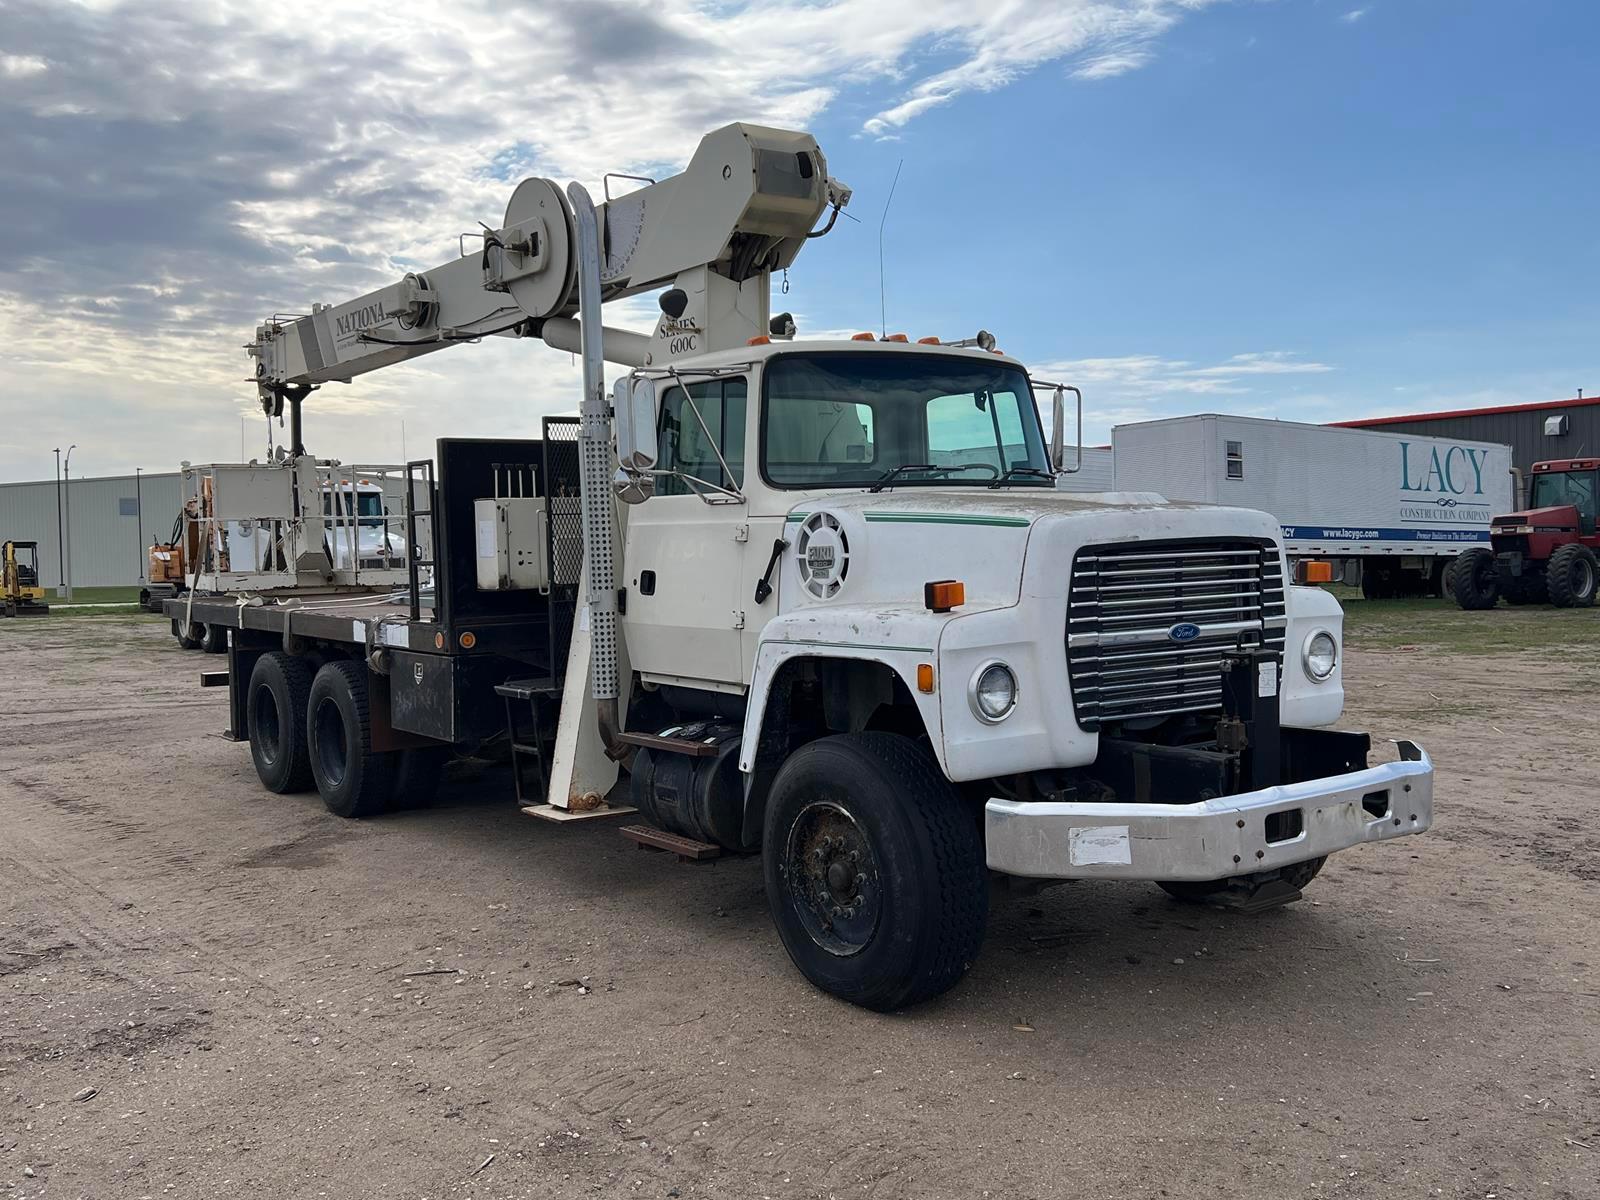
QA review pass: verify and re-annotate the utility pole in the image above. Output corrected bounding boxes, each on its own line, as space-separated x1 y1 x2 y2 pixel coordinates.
62 444 76 601
53 447 64 596
135 466 144 581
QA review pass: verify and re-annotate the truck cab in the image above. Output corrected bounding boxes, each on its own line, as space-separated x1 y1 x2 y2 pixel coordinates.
611 337 1434 1009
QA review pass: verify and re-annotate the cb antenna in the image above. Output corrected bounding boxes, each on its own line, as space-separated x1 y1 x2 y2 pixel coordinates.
878 158 904 339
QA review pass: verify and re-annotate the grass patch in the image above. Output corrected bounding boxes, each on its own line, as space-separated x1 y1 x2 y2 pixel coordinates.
0 605 160 627
1333 591 1600 654
48 585 144 604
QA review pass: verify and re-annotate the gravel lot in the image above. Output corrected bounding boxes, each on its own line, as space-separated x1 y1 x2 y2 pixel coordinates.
2 610 1597 1199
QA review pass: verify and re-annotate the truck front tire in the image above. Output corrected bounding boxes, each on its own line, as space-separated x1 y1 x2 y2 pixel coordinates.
762 733 987 1012
307 661 397 818
1546 544 1598 609
247 652 315 793
1452 548 1499 610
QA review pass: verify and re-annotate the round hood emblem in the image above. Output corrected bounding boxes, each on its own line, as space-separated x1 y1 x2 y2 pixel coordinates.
794 511 851 600
1167 622 1201 643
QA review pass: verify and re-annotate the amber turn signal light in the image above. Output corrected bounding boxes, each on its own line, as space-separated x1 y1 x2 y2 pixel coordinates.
1301 560 1334 584
916 663 935 693
924 580 965 613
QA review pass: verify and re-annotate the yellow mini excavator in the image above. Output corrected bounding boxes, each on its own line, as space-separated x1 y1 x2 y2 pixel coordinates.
2 540 50 617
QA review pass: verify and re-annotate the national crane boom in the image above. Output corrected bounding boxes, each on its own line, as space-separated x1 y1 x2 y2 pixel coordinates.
247 123 850 411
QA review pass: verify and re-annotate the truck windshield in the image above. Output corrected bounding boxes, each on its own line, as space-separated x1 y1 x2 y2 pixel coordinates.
1529 470 1597 533
761 352 1050 488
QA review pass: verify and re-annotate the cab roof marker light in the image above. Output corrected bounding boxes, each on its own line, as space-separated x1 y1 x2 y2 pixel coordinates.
884 333 908 343
851 332 875 341
916 336 941 345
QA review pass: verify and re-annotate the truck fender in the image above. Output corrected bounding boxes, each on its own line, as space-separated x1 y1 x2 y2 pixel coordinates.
738 641 945 848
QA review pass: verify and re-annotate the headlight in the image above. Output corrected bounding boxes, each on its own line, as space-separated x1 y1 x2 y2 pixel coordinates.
1303 630 1338 682
970 661 1018 722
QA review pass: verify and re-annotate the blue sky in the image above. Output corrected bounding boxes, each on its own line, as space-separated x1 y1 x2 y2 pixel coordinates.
0 0 1595 480
796 0 1599 427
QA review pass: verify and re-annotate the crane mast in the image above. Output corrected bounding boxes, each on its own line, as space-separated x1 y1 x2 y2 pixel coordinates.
247 123 850 417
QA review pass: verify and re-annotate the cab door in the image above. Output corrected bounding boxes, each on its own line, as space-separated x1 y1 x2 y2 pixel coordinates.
620 377 749 688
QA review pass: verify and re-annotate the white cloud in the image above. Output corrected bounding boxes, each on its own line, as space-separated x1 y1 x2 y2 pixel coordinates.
1341 8 1369 23
1028 350 1338 441
0 53 48 77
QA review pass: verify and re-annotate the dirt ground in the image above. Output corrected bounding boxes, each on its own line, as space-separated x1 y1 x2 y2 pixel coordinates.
2 611 1597 1199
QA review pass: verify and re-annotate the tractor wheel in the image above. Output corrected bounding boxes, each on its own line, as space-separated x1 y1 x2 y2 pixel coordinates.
1547 544 1598 609
763 732 987 1011
1440 558 1458 598
1452 548 1499 610
307 660 397 818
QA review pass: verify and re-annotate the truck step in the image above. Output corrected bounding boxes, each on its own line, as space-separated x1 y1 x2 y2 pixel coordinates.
522 802 636 824
199 670 230 688
614 730 723 758
619 824 721 862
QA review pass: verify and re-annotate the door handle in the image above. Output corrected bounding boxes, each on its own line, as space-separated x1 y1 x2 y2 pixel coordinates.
753 538 789 604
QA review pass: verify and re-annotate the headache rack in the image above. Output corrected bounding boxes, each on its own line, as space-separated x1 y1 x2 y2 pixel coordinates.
1066 539 1286 730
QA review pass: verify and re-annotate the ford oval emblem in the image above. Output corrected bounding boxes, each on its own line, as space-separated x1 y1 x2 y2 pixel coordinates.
1167 622 1201 643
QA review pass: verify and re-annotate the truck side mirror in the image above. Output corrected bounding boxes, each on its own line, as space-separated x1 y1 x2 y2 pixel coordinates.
614 376 659 474
1049 384 1083 474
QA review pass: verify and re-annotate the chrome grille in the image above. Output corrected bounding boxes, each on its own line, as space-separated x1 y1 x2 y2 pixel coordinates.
1067 540 1286 729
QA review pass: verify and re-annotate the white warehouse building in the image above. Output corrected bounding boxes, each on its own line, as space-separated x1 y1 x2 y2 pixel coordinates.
0 471 183 590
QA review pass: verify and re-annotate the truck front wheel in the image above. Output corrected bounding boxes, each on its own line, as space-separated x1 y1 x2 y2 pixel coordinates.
247 652 315 793
762 733 987 1011
306 661 396 818
1452 548 1499 610
1546 544 1598 609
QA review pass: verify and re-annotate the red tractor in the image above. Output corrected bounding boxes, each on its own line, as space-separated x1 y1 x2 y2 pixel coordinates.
1453 458 1598 609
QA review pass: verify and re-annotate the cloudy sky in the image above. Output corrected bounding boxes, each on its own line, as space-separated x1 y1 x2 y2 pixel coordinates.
1 0 1595 482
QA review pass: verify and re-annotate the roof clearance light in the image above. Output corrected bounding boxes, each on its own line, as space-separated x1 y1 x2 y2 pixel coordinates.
924 579 965 612
917 336 941 345
747 335 771 346
851 332 875 341
884 333 908 343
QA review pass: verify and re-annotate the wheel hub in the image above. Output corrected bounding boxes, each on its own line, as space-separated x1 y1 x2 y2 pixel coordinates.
784 801 881 957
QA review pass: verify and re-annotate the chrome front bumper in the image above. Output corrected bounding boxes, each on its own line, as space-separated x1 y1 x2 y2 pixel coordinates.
985 740 1433 881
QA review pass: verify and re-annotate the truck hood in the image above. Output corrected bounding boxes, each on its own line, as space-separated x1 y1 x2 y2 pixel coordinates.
778 489 1284 612
1496 504 1579 529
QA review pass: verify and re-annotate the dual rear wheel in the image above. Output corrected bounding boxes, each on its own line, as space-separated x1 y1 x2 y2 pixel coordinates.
246 652 446 816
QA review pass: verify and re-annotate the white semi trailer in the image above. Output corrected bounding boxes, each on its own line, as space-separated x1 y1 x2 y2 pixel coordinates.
177 123 1435 1010
1113 414 1514 598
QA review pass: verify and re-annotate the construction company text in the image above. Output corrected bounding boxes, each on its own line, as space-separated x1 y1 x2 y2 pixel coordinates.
1398 441 1493 525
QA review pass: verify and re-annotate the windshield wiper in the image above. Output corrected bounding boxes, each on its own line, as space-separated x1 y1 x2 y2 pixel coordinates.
988 466 1055 490
868 463 939 493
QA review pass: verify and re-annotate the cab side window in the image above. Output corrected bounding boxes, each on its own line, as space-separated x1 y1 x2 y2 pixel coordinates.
655 379 747 496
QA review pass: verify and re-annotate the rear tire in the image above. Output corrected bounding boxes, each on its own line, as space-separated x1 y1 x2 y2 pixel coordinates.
201 623 228 654
1452 548 1499 610
307 660 396 818
247 653 315 793
1546 544 1598 608
763 732 987 1011
176 622 204 650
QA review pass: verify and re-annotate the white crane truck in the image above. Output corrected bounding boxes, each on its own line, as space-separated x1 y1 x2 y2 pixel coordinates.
179 123 1435 1010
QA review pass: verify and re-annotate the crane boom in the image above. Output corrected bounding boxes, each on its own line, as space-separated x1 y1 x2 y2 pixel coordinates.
248 123 848 413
